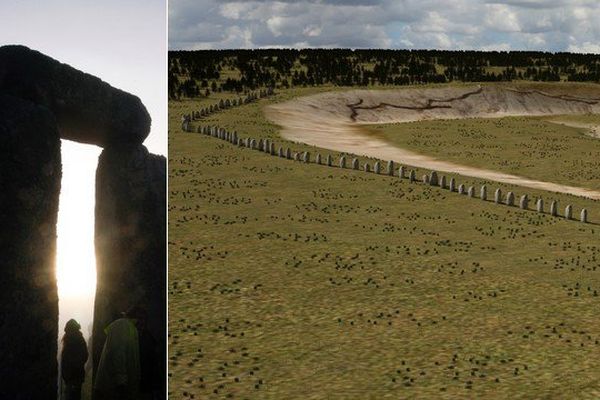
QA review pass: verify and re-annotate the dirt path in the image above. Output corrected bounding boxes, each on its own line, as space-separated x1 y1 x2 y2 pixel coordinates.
265 87 600 200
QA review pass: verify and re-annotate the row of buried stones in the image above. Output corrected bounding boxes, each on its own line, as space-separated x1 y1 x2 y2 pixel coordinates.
180 87 275 128
187 124 590 224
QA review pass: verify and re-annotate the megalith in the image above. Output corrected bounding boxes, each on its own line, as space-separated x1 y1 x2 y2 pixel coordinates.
0 94 61 399
429 171 438 186
0 45 165 400
94 145 166 397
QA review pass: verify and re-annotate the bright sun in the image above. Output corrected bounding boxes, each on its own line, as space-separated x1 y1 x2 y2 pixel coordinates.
56 140 102 337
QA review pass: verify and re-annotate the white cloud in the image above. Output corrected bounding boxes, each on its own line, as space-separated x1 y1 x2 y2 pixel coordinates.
169 0 600 52
567 42 600 54
303 25 322 37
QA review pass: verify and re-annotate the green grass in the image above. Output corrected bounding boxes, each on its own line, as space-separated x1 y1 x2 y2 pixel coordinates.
369 115 600 190
169 85 600 399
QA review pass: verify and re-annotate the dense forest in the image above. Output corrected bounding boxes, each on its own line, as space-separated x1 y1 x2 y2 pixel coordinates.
168 49 600 99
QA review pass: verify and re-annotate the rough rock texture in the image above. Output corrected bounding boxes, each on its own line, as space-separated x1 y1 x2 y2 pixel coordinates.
0 45 151 147
93 144 166 395
0 94 61 399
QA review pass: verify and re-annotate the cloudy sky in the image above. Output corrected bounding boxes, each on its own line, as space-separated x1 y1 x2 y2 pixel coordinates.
169 0 600 53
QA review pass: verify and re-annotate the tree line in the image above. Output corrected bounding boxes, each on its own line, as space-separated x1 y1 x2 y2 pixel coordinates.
169 49 600 99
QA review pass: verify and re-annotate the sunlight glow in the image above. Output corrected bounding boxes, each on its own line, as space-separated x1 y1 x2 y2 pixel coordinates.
56 140 102 337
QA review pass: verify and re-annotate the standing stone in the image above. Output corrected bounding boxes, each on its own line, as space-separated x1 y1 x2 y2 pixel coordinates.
550 201 558 217
365 163 371 173
270 143 275 155
565 205 572 220
339 156 346 168
94 145 166 399
449 178 456 192
285 147 291 159
294 152 300 161
429 171 438 186
374 161 381 174
440 175 447 189
467 186 475 197
399 166 405 179
250 139 257 150
537 198 544 213
387 160 394 176
303 151 310 163
316 154 322 165
409 170 416 182
1 95 61 398
352 158 359 170
506 191 515 206
278 147 284 157
422 174 429 184
458 184 465 194
258 138 264 151
581 209 588 223
326 155 332 167
494 188 502 204
520 195 528 209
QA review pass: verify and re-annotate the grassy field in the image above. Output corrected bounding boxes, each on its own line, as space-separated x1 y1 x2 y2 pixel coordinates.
369 113 600 191
169 85 600 399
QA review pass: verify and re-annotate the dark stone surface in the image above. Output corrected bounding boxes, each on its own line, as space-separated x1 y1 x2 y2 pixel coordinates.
0 94 61 399
0 45 151 147
93 144 166 398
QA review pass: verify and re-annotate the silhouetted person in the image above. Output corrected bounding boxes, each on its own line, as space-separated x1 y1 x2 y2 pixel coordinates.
94 307 143 400
61 319 88 400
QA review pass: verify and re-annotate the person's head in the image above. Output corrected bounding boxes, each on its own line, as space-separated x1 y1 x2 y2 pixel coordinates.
62 319 82 343
64 319 81 334
125 305 148 330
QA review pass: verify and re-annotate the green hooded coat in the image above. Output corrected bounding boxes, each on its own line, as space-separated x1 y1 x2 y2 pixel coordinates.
94 318 141 400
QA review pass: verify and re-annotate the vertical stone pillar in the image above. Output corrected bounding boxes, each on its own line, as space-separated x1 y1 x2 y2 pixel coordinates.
494 188 502 204
550 201 558 217
520 195 528 209
94 144 166 397
387 160 394 176
0 95 61 400
537 198 544 213
581 209 588 223
480 185 487 200
440 175 446 189
506 192 515 206
429 171 438 186
565 205 572 220
449 178 456 192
